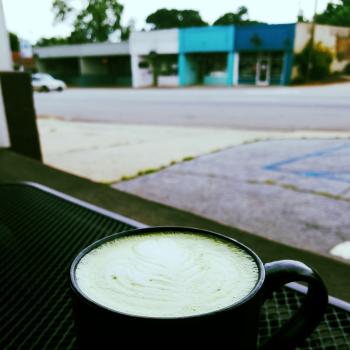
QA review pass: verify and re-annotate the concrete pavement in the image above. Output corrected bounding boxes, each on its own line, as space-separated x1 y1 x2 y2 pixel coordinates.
115 139 350 262
38 118 350 183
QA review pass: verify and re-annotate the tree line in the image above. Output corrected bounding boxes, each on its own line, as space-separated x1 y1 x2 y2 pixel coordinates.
36 2 262 47
9 0 350 48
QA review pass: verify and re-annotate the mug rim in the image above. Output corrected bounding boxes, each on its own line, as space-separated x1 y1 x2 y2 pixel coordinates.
70 226 266 320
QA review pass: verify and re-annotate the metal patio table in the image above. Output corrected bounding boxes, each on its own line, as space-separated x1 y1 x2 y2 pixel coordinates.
0 183 349 349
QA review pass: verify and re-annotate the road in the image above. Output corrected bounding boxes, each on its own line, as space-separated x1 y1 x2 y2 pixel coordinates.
34 83 350 131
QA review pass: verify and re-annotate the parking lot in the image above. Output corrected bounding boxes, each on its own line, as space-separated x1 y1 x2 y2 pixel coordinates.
116 139 350 261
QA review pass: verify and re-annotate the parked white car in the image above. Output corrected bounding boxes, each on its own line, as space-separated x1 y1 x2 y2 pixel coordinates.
31 73 66 92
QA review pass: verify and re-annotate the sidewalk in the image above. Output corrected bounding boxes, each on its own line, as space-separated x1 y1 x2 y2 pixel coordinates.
38 118 350 183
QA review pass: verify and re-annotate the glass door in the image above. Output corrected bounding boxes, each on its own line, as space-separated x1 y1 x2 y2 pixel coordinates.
256 55 271 86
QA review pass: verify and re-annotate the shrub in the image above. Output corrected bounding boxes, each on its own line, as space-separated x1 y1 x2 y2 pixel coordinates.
344 62 350 75
294 40 333 81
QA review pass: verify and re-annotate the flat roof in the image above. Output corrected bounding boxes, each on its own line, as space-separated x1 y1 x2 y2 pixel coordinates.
34 41 130 59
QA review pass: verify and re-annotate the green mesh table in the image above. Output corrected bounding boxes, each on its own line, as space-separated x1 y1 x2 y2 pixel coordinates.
0 183 349 350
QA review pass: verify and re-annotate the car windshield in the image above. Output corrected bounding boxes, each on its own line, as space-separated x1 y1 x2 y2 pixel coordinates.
33 74 55 81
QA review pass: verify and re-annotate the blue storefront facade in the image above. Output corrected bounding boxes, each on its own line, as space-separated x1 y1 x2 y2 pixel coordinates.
235 24 295 85
179 26 235 86
178 23 296 86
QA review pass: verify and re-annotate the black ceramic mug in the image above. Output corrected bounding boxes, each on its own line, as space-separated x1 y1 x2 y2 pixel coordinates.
70 227 328 350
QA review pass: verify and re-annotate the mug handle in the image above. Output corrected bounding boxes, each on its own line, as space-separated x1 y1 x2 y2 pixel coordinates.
258 260 328 350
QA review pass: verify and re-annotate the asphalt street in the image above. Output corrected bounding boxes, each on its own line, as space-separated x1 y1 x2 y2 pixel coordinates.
34 83 350 131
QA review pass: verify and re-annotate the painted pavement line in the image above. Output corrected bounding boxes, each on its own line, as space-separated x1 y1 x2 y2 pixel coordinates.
264 143 350 184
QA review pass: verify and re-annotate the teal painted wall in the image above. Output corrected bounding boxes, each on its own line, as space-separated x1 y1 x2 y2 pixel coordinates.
227 52 234 86
179 26 235 53
179 26 236 86
178 24 297 86
203 75 227 85
179 54 197 86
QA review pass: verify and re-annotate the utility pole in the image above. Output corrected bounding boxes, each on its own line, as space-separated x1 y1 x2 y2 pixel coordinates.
306 0 318 81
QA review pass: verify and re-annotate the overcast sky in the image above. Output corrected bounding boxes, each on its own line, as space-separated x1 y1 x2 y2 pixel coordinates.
3 0 333 43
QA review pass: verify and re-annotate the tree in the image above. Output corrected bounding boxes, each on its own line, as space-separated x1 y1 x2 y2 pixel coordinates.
315 0 350 27
294 41 333 81
146 9 207 30
36 36 70 47
120 19 135 42
297 8 308 23
213 6 262 26
50 0 125 44
8 32 20 52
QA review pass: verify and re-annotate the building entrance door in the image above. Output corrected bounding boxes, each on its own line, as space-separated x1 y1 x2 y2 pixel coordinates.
256 55 271 86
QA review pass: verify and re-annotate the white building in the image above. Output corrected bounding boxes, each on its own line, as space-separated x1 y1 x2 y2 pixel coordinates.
34 42 131 87
294 23 350 77
129 29 179 88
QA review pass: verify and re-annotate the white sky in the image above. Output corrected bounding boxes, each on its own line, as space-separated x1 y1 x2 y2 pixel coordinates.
3 0 333 44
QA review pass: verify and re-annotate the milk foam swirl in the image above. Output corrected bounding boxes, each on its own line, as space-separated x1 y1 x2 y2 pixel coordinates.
76 233 259 318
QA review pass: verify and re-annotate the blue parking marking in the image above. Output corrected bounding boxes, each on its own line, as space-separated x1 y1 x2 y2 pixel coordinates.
264 143 350 184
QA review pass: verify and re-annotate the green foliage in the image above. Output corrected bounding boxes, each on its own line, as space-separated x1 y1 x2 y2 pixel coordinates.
70 0 124 43
297 14 304 23
294 41 333 81
52 0 73 22
344 62 350 75
39 0 125 45
120 19 135 42
120 26 130 42
8 32 20 52
213 6 262 26
146 8 207 30
297 9 309 23
36 36 70 47
315 0 350 27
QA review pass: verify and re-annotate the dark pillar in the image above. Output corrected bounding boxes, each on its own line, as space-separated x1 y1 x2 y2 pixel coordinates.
0 71 42 161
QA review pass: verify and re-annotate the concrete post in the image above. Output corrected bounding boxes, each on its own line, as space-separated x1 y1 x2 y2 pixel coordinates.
179 54 186 86
0 0 11 147
131 54 152 88
227 52 234 86
131 55 140 87
179 53 196 86
282 52 294 85
233 53 240 85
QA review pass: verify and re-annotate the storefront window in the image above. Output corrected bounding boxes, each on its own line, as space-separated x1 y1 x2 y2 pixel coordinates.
239 53 258 84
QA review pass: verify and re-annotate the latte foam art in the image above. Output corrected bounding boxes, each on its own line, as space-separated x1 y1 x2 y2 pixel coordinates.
76 233 259 318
